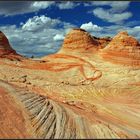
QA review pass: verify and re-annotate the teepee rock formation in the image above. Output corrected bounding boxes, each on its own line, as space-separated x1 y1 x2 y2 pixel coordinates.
102 31 140 59
0 31 17 56
59 28 99 53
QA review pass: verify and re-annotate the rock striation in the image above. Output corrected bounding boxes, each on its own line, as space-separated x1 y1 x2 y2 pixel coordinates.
102 31 140 59
0 80 119 139
59 28 99 53
0 29 140 139
100 31 140 66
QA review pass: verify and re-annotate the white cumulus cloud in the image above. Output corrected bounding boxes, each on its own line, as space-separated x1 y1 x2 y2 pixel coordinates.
22 15 61 31
80 22 102 32
92 1 130 12
93 8 132 23
86 1 132 24
53 34 65 41
0 15 76 57
31 1 54 10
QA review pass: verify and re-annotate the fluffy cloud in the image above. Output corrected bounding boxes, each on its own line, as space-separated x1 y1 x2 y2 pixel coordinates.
22 15 61 31
85 1 130 13
92 1 130 13
31 1 54 9
89 1 132 24
1 15 140 58
0 15 76 57
53 34 64 41
93 8 132 23
80 22 102 32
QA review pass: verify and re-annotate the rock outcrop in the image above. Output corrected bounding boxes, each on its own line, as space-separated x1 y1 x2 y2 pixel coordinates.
0 31 17 56
59 28 99 53
1 79 140 139
0 80 118 139
0 29 140 139
102 31 140 58
100 31 140 66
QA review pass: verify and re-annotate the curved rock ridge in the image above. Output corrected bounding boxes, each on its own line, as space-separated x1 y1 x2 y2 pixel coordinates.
59 28 99 53
0 80 132 139
0 80 101 139
0 29 140 139
0 31 17 56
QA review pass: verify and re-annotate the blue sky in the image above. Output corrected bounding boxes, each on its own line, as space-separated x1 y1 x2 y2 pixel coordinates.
0 1 140 57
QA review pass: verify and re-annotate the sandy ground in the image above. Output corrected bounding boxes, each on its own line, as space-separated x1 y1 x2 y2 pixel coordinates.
0 51 140 138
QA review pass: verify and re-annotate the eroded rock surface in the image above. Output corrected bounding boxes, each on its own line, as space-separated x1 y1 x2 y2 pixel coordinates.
59 28 99 53
0 31 16 56
0 80 113 139
0 29 140 139
100 31 140 66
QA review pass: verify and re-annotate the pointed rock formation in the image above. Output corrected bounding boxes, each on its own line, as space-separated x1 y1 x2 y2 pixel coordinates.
59 28 99 53
102 31 140 58
100 31 140 66
0 31 17 56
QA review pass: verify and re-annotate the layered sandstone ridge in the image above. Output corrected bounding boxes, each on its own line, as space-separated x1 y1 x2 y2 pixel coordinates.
59 28 99 53
0 31 17 56
0 29 140 139
1 79 140 139
100 31 140 66
0 80 119 139
102 31 140 58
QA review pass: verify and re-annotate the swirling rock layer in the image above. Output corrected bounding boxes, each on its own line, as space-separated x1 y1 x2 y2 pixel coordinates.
0 80 99 139
0 29 140 139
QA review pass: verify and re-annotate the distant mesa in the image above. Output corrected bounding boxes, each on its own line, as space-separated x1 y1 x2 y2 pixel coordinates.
59 28 100 53
0 31 17 56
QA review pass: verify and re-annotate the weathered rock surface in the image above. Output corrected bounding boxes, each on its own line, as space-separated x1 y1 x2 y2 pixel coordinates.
1 79 140 139
59 28 99 53
0 80 119 139
100 31 140 66
0 31 22 61
0 29 140 139
0 31 16 56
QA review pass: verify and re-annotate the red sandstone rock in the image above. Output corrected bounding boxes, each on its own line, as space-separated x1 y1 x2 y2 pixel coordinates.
0 31 17 56
100 31 140 66
97 37 112 49
0 29 140 139
59 28 99 53
102 31 140 59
